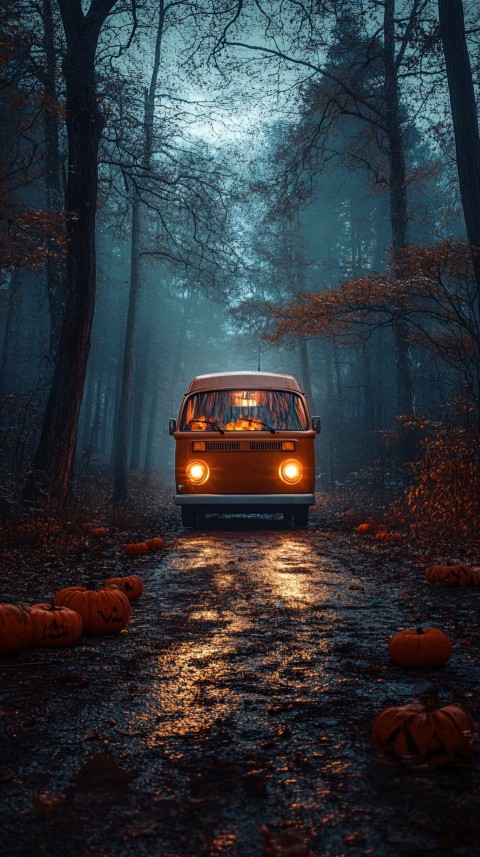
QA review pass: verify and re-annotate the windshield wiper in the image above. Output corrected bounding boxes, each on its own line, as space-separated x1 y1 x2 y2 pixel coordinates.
186 418 225 435
244 418 276 434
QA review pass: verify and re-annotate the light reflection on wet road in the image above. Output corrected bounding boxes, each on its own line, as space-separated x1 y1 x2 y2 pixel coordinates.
128 522 480 856
2 519 480 857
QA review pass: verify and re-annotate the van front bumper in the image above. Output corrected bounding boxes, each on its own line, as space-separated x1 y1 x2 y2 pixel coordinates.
175 494 315 506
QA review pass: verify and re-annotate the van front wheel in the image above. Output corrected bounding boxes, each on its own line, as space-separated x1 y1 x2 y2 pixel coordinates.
181 506 198 527
293 506 309 528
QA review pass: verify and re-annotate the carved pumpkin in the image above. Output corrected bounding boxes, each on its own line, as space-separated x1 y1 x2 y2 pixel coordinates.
425 563 473 586
104 575 144 602
26 603 83 648
190 415 206 431
145 537 164 551
388 627 452 669
123 542 148 556
90 527 108 538
0 603 33 656
371 700 475 767
54 585 131 636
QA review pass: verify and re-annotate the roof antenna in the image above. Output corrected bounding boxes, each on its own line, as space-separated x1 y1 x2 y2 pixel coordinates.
257 341 261 372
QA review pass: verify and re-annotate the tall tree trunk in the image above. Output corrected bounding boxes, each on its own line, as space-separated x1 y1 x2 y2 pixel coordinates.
113 199 142 501
113 3 165 504
362 351 374 437
92 370 104 451
298 336 314 407
110 328 126 469
438 0 480 308
383 0 415 422
144 367 160 474
0 270 18 392
81 368 95 452
129 355 145 471
167 288 194 412
99 377 113 456
42 0 65 361
24 0 117 505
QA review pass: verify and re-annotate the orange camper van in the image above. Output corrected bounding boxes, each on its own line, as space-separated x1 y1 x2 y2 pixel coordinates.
169 371 321 527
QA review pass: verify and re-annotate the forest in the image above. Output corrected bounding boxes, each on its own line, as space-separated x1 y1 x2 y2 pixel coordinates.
0 0 478 543
1 2 480 855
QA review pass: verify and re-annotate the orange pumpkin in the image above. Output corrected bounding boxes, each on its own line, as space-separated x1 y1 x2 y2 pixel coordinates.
90 527 108 538
123 542 148 556
54 585 131 636
145 537 164 551
235 419 252 430
425 563 472 586
0 603 33 656
104 575 144 602
225 422 236 431
190 415 206 431
388 627 452 669
371 700 475 767
26 603 83 648
357 523 371 534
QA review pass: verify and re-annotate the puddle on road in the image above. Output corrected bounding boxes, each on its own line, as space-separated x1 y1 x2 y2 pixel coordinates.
4 523 480 857
137 530 346 751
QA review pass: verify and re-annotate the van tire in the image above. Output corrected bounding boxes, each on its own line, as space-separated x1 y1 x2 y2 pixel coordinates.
293 506 309 528
181 506 197 527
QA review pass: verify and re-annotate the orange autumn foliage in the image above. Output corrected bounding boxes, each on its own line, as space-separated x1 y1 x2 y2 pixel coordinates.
266 241 479 371
401 415 480 544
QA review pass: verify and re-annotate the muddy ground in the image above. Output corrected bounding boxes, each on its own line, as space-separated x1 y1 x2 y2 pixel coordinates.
1 504 480 856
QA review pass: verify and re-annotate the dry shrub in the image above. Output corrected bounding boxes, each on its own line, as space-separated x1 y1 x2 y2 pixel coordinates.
401 412 480 546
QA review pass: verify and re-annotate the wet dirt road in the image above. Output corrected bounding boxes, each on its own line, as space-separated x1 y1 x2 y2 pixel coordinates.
2 518 480 856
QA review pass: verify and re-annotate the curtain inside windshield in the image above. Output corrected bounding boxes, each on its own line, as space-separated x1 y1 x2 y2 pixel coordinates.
180 390 308 431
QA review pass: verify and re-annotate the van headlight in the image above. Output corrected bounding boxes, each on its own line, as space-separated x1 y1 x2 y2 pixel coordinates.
186 460 209 485
279 459 302 484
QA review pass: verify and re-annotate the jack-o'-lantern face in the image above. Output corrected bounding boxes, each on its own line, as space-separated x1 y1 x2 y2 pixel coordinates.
53 586 130 636
43 618 69 640
26 603 83 648
98 603 125 624
104 575 144 602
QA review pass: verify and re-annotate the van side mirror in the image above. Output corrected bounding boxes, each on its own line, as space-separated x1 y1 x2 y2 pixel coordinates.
312 416 321 434
169 418 177 436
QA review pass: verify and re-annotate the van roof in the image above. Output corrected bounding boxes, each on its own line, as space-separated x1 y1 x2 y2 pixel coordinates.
186 371 303 394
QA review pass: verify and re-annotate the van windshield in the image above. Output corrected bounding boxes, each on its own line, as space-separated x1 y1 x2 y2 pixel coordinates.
180 389 308 431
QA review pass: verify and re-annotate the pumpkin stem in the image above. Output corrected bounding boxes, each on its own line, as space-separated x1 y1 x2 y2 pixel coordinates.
416 627 424 635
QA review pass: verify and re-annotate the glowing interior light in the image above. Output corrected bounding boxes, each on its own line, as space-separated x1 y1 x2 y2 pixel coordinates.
279 459 302 484
230 391 257 407
186 461 209 484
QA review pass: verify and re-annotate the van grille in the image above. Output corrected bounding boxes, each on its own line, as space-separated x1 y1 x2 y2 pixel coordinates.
249 441 283 451
205 441 241 451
